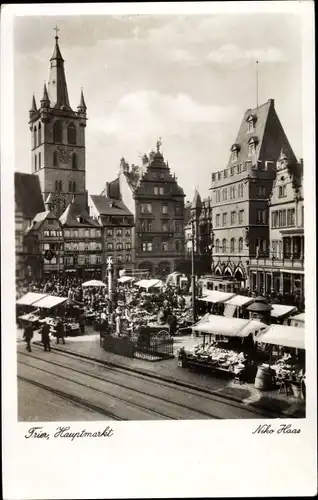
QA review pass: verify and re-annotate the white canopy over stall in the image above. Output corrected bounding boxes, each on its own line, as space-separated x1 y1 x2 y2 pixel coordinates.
16 292 48 306
199 290 235 304
82 280 106 288
135 279 164 290
289 313 305 327
117 276 135 284
31 295 68 309
270 304 297 319
192 314 267 338
255 325 305 350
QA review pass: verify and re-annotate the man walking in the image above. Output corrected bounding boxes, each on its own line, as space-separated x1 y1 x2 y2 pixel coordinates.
56 319 66 344
41 322 51 352
23 322 34 352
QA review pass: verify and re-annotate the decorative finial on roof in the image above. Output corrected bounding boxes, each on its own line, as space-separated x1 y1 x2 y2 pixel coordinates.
54 25 60 41
156 137 162 153
78 88 87 110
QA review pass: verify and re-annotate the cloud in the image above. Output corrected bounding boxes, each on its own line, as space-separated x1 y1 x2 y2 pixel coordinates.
91 91 237 140
169 48 194 63
207 44 285 66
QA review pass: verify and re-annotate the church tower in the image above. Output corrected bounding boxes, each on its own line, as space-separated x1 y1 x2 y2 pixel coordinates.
29 29 88 216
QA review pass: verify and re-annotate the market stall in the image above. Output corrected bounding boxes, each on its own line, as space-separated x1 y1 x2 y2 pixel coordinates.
178 315 267 381
223 295 254 318
134 279 164 293
270 304 297 324
117 276 136 285
82 279 106 288
289 312 305 328
254 325 305 396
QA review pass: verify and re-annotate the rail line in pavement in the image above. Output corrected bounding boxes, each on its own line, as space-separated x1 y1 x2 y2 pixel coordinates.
18 350 224 420
29 343 280 419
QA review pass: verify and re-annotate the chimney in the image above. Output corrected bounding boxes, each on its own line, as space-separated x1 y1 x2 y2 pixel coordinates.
105 182 110 198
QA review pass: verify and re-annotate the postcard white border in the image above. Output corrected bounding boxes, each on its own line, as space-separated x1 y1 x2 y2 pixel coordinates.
1 2 316 499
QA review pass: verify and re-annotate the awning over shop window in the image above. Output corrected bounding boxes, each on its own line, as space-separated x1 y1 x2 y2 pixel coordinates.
199 290 235 303
270 304 297 318
16 292 48 306
255 325 305 350
32 295 68 309
192 315 267 338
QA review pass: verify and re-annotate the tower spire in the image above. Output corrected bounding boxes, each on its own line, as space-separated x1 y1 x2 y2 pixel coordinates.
48 30 71 110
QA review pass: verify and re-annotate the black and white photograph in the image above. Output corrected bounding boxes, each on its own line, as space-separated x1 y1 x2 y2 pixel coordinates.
1 2 316 499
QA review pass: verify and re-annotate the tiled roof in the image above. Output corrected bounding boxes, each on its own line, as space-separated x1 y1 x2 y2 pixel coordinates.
59 201 100 228
15 172 45 219
90 195 133 217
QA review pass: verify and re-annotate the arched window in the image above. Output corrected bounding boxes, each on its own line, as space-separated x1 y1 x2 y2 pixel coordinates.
222 239 227 253
69 181 72 192
72 181 76 193
53 151 58 166
38 123 41 145
33 126 37 148
53 121 63 143
67 123 76 145
34 155 37 171
59 181 62 192
38 152 41 169
55 180 59 192
238 237 243 253
230 238 235 253
215 239 220 252
72 153 77 169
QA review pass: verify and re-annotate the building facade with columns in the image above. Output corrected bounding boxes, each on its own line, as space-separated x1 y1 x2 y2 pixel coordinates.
210 98 297 288
28 32 88 217
249 150 304 300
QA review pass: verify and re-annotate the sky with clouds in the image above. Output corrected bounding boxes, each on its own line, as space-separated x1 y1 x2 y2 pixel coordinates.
14 13 302 201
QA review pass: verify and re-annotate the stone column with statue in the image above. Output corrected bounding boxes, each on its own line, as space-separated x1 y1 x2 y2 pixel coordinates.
107 256 114 314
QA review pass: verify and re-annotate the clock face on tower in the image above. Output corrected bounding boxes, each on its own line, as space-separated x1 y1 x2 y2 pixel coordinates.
52 194 67 213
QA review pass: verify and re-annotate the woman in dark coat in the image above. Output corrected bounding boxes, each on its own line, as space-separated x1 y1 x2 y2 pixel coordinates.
41 322 51 352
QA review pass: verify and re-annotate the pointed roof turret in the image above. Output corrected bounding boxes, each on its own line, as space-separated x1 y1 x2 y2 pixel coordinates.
78 88 87 111
191 188 202 210
47 29 71 110
40 82 50 106
30 94 37 112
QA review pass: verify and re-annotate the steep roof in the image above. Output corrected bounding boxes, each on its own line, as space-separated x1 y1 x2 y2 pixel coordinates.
15 172 45 219
25 210 57 233
100 177 121 199
60 201 100 228
90 195 133 217
48 36 71 110
226 98 297 169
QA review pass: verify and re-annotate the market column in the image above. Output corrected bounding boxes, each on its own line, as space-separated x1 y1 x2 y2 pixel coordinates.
279 271 284 295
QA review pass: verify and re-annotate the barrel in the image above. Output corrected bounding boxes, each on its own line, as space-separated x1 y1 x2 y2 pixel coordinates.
254 365 273 390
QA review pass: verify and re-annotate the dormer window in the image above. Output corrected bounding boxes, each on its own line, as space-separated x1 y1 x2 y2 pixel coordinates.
248 136 258 156
246 114 257 133
230 144 240 162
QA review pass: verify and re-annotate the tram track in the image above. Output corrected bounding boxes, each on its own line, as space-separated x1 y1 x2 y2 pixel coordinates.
18 375 123 420
27 343 278 419
18 350 223 420
19 349 223 419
